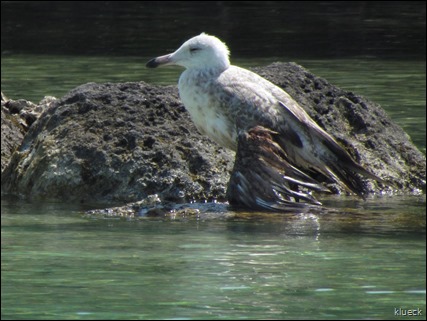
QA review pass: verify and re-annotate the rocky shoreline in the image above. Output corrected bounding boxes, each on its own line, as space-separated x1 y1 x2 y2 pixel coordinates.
1 62 425 216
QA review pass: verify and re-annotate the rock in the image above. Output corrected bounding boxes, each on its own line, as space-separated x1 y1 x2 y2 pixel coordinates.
252 63 426 194
1 63 425 209
1 93 57 172
1 82 234 203
84 194 207 220
1 108 24 172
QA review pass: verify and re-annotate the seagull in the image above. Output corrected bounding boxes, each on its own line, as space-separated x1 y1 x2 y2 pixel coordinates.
146 33 382 211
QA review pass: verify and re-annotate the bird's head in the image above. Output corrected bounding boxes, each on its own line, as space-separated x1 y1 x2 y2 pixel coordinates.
146 33 230 72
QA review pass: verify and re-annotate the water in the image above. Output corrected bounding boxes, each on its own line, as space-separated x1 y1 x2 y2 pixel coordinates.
1 196 426 320
1 2 426 320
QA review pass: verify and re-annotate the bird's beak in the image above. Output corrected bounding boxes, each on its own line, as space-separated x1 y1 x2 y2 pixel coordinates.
146 54 173 68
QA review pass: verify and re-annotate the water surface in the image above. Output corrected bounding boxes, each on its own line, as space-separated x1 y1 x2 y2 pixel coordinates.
1 196 426 320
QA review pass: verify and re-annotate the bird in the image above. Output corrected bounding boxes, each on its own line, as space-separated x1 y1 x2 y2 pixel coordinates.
146 33 382 211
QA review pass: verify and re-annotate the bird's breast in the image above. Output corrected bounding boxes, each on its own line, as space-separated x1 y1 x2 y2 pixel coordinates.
178 73 237 151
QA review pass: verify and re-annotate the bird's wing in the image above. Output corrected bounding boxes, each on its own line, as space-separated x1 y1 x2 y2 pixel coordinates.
226 126 330 211
218 66 383 196
274 101 384 196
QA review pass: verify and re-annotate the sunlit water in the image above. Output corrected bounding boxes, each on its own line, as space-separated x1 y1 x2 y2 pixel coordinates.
2 52 426 321
1 196 426 320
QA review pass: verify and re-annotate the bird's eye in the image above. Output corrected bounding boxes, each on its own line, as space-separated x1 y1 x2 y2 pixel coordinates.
189 47 201 53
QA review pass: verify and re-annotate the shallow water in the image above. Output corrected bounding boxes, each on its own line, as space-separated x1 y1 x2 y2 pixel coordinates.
1 196 426 320
1 2 426 319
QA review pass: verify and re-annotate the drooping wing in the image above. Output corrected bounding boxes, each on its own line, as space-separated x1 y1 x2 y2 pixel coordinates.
226 126 330 211
217 66 383 198
274 101 384 196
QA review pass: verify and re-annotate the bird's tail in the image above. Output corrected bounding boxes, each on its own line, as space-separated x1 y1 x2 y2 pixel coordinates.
276 101 384 196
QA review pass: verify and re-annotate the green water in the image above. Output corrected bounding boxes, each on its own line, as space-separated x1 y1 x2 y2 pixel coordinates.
1 196 426 320
1 56 425 319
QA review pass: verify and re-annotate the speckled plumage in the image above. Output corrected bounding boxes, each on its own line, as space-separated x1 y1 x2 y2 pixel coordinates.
146 33 382 210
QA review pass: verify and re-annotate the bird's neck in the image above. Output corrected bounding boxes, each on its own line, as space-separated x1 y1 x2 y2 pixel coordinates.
186 63 229 78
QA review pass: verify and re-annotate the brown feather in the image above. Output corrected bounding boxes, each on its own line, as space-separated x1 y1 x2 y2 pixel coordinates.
227 126 329 211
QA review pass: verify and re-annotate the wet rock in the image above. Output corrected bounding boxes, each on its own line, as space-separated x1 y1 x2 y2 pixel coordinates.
1 63 425 208
84 194 230 220
85 194 165 218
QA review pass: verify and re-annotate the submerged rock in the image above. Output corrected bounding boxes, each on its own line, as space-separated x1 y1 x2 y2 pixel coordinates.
1 63 425 209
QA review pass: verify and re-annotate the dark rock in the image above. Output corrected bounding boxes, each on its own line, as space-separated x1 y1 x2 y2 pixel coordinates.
1 94 57 172
1 108 24 172
1 63 425 209
252 63 426 194
1 82 234 203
